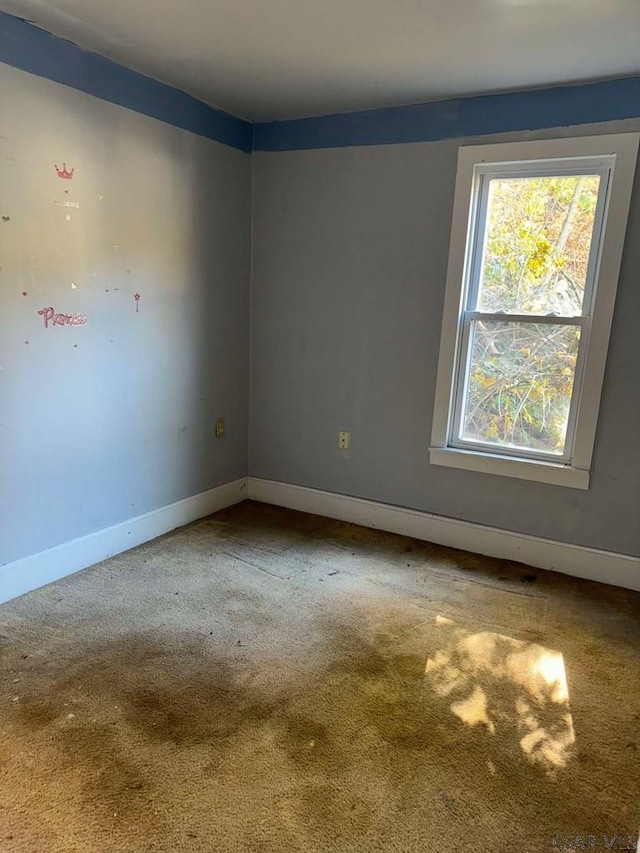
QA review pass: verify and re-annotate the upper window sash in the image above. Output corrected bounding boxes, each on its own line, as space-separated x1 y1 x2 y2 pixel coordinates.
463 160 614 321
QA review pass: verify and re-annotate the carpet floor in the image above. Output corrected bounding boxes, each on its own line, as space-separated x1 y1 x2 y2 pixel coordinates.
1 500 638 852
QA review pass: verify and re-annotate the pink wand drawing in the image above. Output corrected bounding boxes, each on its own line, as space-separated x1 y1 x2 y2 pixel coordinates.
134 293 140 313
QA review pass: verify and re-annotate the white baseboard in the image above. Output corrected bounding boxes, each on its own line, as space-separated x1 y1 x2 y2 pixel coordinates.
248 478 640 592
4 475 637 605
0 478 248 605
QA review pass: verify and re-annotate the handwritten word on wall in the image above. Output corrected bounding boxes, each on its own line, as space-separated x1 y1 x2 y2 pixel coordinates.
38 307 87 328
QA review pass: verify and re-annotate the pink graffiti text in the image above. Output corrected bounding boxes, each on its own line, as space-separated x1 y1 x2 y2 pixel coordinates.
38 307 87 328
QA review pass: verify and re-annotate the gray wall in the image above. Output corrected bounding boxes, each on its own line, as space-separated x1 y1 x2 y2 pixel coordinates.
0 64 251 565
2 59 638 567
250 122 640 557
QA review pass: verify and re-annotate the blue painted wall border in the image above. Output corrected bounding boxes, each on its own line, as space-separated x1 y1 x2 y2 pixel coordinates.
2 10 640 154
0 11 253 153
254 76 640 152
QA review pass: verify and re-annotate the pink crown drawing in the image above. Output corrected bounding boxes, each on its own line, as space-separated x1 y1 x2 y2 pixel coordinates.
54 162 75 180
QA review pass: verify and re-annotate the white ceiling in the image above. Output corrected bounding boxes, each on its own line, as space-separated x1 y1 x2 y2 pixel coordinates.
2 0 640 122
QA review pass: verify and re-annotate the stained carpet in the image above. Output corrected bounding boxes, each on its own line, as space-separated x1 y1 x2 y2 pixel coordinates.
1 500 638 852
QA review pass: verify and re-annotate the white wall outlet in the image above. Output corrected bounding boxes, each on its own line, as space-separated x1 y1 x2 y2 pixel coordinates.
338 431 350 449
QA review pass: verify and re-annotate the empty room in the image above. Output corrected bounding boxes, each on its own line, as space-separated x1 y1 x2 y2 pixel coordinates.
1 1 639 851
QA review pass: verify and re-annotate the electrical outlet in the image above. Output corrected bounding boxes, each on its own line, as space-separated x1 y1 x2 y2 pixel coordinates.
338 430 350 449
215 417 225 438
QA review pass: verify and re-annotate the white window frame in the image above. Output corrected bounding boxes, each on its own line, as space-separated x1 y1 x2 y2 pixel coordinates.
430 133 639 490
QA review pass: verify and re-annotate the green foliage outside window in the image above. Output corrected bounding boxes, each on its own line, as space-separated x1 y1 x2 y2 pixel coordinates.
463 175 599 454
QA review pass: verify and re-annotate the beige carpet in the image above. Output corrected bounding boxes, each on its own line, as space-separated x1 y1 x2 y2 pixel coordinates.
1 500 638 852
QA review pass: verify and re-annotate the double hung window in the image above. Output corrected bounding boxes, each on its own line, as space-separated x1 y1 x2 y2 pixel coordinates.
430 135 639 488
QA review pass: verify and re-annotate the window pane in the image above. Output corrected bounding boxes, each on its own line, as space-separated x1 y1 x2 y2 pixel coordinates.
460 320 581 455
477 175 600 316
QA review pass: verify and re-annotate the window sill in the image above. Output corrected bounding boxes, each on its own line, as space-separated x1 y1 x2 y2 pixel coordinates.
429 446 589 490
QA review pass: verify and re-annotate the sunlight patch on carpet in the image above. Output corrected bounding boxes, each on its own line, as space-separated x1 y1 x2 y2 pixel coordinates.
425 617 575 771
